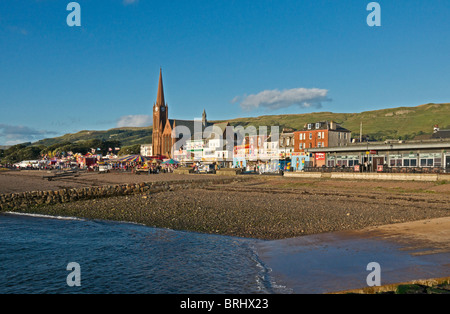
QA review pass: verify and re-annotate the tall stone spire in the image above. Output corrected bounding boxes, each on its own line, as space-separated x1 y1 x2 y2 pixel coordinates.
202 109 207 127
156 68 165 106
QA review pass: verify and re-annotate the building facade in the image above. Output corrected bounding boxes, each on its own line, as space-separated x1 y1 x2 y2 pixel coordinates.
305 139 450 172
152 69 168 156
294 121 352 167
140 144 153 157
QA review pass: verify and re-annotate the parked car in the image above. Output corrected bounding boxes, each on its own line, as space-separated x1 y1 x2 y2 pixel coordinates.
197 164 215 174
16 160 40 169
98 164 112 173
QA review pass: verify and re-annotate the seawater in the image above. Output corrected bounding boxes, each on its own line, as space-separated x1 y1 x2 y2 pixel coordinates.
0 213 289 294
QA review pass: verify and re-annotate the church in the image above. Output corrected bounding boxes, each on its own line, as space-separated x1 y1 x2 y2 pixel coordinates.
152 69 216 158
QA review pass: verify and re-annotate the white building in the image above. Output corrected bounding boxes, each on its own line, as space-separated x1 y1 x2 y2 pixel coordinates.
140 144 153 157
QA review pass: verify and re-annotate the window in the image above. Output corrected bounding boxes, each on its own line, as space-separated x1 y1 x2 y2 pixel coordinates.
435 158 442 167
318 142 322 148
307 124 312 130
420 159 434 167
286 138 290 146
318 132 322 139
322 132 325 139
315 123 320 129
309 133 312 140
299 143 303 149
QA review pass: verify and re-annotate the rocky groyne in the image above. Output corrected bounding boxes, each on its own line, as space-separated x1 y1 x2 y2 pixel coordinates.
0 177 250 212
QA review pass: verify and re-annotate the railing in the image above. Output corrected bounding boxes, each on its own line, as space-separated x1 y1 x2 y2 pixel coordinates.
303 166 449 174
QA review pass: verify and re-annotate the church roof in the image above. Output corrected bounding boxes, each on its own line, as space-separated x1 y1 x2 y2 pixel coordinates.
156 68 165 106
168 119 213 138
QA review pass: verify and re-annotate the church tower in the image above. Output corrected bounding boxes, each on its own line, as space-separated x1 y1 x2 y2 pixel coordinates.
152 68 168 156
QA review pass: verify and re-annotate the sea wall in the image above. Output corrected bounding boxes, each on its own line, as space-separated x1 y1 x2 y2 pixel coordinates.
285 172 449 182
0 177 250 211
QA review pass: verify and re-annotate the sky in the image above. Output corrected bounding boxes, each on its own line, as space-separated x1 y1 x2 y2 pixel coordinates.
1 0 450 145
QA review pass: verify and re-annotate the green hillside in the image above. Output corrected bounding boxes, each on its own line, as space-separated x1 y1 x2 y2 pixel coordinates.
1 103 449 164
31 103 450 147
34 127 153 147
219 103 450 141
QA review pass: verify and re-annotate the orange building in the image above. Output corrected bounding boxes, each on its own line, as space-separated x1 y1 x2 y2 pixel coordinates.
294 121 352 166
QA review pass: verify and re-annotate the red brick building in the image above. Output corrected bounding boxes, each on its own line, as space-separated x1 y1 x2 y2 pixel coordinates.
294 121 352 166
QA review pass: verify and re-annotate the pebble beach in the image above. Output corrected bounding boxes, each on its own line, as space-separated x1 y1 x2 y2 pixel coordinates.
2 170 449 240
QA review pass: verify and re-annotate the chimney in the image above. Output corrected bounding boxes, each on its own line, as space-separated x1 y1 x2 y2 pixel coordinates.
329 121 336 130
433 125 439 133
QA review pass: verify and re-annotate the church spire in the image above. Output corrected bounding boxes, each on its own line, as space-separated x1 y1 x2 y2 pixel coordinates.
156 68 165 107
202 109 207 127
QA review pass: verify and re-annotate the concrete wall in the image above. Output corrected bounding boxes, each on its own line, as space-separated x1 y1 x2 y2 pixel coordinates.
285 172 449 182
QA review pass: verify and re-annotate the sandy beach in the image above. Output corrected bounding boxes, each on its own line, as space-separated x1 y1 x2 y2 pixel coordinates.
1 170 449 240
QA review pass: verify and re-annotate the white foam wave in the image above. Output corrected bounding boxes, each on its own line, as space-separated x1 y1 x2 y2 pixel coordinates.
4 211 85 221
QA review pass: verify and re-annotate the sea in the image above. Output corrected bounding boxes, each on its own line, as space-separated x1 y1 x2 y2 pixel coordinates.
0 212 291 294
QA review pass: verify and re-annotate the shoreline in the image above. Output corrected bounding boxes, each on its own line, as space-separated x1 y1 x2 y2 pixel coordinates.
1 171 449 241
2 171 449 294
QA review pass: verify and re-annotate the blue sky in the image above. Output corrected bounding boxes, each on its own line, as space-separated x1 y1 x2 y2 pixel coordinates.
1 0 449 145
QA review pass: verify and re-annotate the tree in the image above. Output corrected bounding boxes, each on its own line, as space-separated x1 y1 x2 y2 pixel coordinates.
118 144 141 156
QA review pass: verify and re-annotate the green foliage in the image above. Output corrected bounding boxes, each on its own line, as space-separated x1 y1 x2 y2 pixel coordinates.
118 144 141 156
40 139 122 157
2 145 45 163
34 127 152 147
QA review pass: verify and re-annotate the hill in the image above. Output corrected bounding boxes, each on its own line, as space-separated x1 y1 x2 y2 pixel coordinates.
34 127 153 148
31 103 450 147
218 102 450 141
1 102 448 164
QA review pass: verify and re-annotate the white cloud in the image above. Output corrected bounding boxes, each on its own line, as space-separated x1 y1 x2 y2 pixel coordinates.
116 115 152 128
232 87 330 112
0 124 57 145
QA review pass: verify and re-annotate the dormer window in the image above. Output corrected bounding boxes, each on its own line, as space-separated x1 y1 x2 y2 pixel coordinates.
315 123 320 129
307 124 312 130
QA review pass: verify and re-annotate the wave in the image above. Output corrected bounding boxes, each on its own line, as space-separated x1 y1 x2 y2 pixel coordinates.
3 211 85 221
248 243 293 294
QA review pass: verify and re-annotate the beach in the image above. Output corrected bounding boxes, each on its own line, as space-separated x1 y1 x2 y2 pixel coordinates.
1 170 449 240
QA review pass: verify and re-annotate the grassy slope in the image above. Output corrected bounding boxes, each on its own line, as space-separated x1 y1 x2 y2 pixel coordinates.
30 103 449 147
34 127 153 147
217 103 450 140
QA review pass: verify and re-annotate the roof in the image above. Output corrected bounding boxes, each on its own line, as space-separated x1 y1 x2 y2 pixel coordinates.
169 119 214 140
299 121 351 132
156 68 165 106
432 130 450 139
306 139 450 153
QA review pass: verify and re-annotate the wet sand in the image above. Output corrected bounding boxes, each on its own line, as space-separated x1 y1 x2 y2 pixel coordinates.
257 217 450 293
